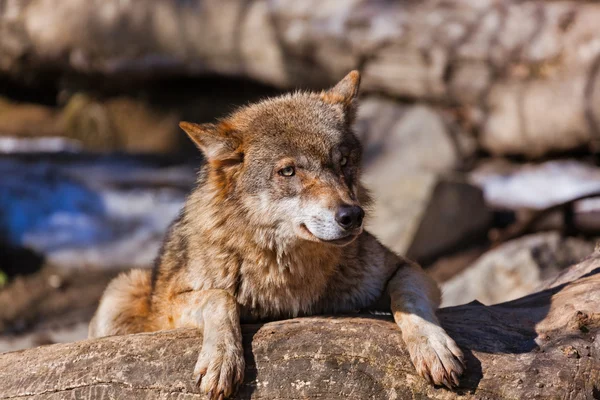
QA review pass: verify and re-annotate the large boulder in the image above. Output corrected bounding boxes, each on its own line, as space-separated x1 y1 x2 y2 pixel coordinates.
4 0 600 157
366 173 491 262
441 232 595 307
356 98 475 173
358 98 486 261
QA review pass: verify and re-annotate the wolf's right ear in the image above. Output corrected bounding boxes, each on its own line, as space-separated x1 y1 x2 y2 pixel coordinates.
179 121 242 165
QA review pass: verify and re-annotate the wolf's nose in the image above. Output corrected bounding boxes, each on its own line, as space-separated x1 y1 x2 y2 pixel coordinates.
335 205 364 230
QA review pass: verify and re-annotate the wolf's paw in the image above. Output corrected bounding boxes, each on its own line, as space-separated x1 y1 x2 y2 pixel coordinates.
405 325 465 389
193 338 245 400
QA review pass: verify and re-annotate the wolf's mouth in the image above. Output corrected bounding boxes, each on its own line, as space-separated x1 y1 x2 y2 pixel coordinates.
299 224 359 246
323 235 358 246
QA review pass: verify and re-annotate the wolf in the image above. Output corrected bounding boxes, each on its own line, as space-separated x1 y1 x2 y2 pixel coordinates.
89 71 465 399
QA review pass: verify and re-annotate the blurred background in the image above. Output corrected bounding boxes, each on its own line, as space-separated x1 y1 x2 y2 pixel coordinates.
1 0 600 352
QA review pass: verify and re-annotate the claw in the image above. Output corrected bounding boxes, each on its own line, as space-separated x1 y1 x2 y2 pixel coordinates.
441 376 453 389
419 363 433 385
208 389 213 400
423 374 432 385
195 372 204 387
236 369 244 385
451 371 460 386
217 392 224 400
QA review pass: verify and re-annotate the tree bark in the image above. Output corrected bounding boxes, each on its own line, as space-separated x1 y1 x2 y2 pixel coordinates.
3 0 600 157
0 252 599 399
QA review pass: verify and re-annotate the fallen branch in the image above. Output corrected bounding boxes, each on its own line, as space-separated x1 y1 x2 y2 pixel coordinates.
1 251 599 399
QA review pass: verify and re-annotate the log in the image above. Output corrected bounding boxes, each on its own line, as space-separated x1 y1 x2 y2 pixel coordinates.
3 0 600 157
1 253 599 399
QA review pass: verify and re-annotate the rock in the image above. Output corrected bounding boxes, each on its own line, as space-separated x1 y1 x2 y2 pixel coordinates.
0 97 63 138
480 76 593 158
427 245 488 283
358 98 484 260
0 265 120 353
356 98 475 173
441 232 595 307
4 0 600 157
0 95 181 153
0 321 90 354
62 94 181 153
406 179 492 264
471 159 600 236
365 170 438 257
365 168 491 262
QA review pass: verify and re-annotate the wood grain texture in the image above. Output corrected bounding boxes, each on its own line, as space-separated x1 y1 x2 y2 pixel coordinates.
1 252 599 399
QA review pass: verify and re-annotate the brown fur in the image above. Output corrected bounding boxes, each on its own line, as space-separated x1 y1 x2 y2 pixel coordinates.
88 269 152 337
90 71 465 398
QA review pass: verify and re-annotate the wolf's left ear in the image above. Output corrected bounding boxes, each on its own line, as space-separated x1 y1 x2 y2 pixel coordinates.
179 121 242 165
321 70 361 123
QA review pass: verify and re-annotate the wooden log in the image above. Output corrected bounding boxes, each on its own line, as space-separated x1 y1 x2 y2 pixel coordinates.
0 251 598 399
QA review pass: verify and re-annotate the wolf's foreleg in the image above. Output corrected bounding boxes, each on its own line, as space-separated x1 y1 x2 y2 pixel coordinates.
173 289 244 399
387 262 465 388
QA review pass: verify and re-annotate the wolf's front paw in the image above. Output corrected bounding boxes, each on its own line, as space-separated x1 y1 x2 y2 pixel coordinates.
404 325 465 389
193 337 245 399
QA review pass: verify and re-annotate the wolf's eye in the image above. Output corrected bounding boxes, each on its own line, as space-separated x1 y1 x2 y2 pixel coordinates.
340 156 348 167
278 166 295 177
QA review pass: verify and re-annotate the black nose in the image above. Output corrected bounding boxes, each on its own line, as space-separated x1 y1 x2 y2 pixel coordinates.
335 205 364 230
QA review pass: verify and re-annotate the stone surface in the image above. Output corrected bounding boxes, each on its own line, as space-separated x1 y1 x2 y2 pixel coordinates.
0 95 181 153
406 179 491 264
0 266 120 353
356 98 474 174
365 171 491 262
364 170 439 257
357 98 482 259
441 232 595 307
3 0 600 157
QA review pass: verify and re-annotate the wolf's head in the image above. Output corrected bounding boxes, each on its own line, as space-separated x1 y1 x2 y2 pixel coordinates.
180 71 370 248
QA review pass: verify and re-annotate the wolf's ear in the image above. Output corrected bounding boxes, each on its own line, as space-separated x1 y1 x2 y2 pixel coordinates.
329 70 361 103
179 121 242 164
321 70 361 122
